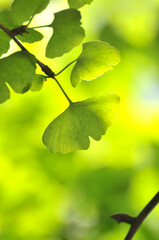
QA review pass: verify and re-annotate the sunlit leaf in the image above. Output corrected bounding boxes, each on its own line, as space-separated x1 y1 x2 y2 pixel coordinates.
0 82 10 103
11 0 50 26
46 9 85 58
30 74 46 92
68 0 94 9
0 51 36 101
0 30 10 57
43 93 120 154
17 28 43 43
71 41 121 87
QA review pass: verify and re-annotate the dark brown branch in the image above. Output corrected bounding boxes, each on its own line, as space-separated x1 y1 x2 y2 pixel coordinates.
0 23 72 104
0 23 27 51
0 23 55 77
10 25 28 36
111 214 136 225
111 191 159 240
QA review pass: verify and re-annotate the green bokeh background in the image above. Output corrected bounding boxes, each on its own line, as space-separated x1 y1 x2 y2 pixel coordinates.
0 0 159 239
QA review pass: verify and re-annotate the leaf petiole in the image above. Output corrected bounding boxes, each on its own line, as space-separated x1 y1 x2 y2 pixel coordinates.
27 15 34 27
55 60 76 76
31 25 51 29
53 77 72 104
0 23 72 105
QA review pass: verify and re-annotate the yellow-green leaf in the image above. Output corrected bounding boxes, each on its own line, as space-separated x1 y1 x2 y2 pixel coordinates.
0 30 10 57
68 0 94 9
71 41 121 87
0 51 37 103
30 75 46 92
0 82 10 104
46 9 85 58
17 28 43 43
11 0 50 26
43 93 120 154
0 10 15 28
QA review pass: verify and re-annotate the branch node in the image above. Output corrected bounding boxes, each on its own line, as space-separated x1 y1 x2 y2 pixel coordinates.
111 192 159 240
111 213 136 225
0 23 72 104
10 25 28 36
36 61 55 78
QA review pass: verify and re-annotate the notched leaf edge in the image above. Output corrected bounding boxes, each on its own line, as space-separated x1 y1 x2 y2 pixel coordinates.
42 93 120 154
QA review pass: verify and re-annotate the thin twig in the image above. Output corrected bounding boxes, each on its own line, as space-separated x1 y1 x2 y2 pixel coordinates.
54 77 72 104
31 25 51 29
55 60 76 76
0 23 27 51
111 191 159 240
0 23 72 104
27 15 34 27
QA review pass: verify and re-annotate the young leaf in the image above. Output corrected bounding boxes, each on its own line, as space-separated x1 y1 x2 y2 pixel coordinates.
11 0 50 26
68 0 94 9
43 93 120 154
46 9 85 58
0 51 36 99
30 75 46 92
0 83 10 104
17 28 43 43
0 30 10 57
71 41 120 87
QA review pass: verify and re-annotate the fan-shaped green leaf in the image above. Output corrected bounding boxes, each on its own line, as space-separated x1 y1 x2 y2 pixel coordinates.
11 0 50 26
68 0 94 9
17 28 43 43
43 93 120 154
30 74 46 92
0 52 36 102
0 10 16 28
46 9 85 58
0 82 10 104
71 41 120 87
0 30 10 57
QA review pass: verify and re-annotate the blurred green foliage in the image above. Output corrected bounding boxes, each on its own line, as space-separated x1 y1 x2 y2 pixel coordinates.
0 0 159 239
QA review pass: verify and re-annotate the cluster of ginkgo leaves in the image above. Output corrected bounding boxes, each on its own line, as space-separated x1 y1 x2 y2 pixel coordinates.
0 0 120 154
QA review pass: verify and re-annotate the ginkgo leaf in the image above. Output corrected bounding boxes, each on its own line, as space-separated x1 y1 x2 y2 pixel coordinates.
0 30 10 57
11 0 50 26
43 93 120 154
17 28 43 43
0 51 36 98
71 41 120 87
30 74 46 92
68 0 94 9
46 9 85 58
0 10 16 28
0 83 10 104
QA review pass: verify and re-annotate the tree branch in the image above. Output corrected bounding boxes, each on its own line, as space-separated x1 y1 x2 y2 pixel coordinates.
111 191 159 240
111 214 136 225
0 23 72 104
0 23 27 51
10 25 28 35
